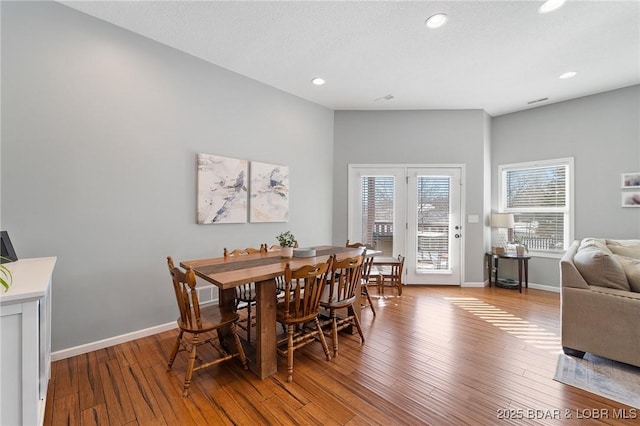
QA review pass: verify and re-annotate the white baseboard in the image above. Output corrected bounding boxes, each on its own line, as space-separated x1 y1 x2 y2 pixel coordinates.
528 282 560 293
462 281 486 288
51 321 177 361
51 299 220 361
465 280 560 293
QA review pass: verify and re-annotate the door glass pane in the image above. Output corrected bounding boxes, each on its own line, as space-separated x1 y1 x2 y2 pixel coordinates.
361 176 394 256
416 176 450 272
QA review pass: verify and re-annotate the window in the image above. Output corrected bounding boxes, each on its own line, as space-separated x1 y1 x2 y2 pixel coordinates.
360 176 395 254
499 158 573 255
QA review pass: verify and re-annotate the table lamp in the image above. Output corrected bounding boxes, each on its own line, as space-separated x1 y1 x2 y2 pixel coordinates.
491 213 514 253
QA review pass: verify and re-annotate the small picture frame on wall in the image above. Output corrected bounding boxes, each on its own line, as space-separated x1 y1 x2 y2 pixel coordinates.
621 172 640 188
621 191 640 207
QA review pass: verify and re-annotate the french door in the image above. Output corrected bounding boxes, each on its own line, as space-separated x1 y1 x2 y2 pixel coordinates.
349 165 463 285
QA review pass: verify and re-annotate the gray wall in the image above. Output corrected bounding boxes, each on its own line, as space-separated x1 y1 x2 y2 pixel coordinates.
1 2 334 351
492 85 640 287
332 110 490 284
3 1 638 354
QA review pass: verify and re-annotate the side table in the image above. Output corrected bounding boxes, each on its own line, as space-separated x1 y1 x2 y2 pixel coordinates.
486 252 531 293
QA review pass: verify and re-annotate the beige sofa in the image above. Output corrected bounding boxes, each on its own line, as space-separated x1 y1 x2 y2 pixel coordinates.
560 238 640 367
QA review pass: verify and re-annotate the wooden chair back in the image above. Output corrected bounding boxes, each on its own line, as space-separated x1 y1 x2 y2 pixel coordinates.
222 245 268 343
281 258 333 322
326 255 363 304
224 245 266 257
377 254 406 296
346 240 377 250
392 255 406 280
361 254 375 284
167 257 204 330
272 242 300 250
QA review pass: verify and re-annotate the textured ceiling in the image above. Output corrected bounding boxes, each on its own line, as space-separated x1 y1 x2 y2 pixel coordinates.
61 0 640 116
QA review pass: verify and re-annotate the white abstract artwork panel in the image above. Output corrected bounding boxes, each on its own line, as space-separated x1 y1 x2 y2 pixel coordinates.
197 154 248 224
250 162 289 222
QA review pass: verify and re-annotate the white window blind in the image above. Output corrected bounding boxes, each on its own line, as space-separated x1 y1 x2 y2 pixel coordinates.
361 176 394 248
499 159 573 254
416 176 450 270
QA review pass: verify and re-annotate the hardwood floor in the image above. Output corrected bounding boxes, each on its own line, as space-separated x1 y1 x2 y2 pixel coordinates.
45 286 635 425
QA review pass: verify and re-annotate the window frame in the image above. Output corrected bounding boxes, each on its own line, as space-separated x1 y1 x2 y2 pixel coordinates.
498 157 574 258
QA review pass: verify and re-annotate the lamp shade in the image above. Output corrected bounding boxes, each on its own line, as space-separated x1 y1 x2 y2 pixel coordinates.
491 213 514 228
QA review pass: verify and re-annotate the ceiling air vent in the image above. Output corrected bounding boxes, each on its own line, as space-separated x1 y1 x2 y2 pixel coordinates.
527 97 549 105
375 94 395 102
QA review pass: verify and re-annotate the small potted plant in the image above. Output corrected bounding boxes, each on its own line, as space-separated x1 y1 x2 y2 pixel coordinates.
513 236 529 256
276 231 296 258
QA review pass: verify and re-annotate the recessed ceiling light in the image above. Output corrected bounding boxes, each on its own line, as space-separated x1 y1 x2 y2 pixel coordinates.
559 71 577 79
539 0 566 14
425 13 448 29
311 77 325 86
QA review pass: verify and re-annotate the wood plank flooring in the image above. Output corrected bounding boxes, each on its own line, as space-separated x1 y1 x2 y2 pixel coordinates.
44 286 636 425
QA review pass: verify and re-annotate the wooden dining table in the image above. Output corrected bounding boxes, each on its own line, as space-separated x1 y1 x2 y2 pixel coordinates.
180 245 376 379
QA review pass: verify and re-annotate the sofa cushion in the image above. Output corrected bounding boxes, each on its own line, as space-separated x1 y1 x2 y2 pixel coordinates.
607 244 640 260
573 246 630 291
606 239 640 247
614 255 640 292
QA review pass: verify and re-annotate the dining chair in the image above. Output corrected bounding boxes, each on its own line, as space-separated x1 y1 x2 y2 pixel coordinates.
223 245 266 342
360 254 377 316
265 244 286 295
376 254 405 296
276 258 333 382
344 241 376 316
166 257 247 397
320 255 365 357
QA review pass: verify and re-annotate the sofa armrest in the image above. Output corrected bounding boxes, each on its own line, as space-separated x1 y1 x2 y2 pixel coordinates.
560 240 589 289
561 285 640 367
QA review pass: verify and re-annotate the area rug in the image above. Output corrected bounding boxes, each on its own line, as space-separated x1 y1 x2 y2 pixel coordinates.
554 353 640 409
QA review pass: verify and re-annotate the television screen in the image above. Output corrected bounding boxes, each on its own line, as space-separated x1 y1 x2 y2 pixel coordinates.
1 231 18 263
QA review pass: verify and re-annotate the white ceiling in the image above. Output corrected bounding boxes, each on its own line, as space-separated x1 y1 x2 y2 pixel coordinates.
61 0 640 116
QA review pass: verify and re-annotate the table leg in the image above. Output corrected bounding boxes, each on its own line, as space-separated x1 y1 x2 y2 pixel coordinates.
524 259 529 289
254 278 277 379
493 258 499 287
517 260 523 293
218 287 236 312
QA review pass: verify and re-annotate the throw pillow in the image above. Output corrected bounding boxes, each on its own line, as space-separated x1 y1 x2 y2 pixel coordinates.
573 247 630 291
608 244 640 260
614 255 640 292
580 238 612 254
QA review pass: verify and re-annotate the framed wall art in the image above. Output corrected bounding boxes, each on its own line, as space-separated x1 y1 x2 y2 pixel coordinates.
621 172 640 189
197 154 248 223
249 161 289 222
622 191 640 207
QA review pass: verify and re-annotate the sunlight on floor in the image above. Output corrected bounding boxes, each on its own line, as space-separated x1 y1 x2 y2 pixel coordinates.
445 297 562 354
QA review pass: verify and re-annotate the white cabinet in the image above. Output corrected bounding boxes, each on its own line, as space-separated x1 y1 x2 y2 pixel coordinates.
0 257 56 426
